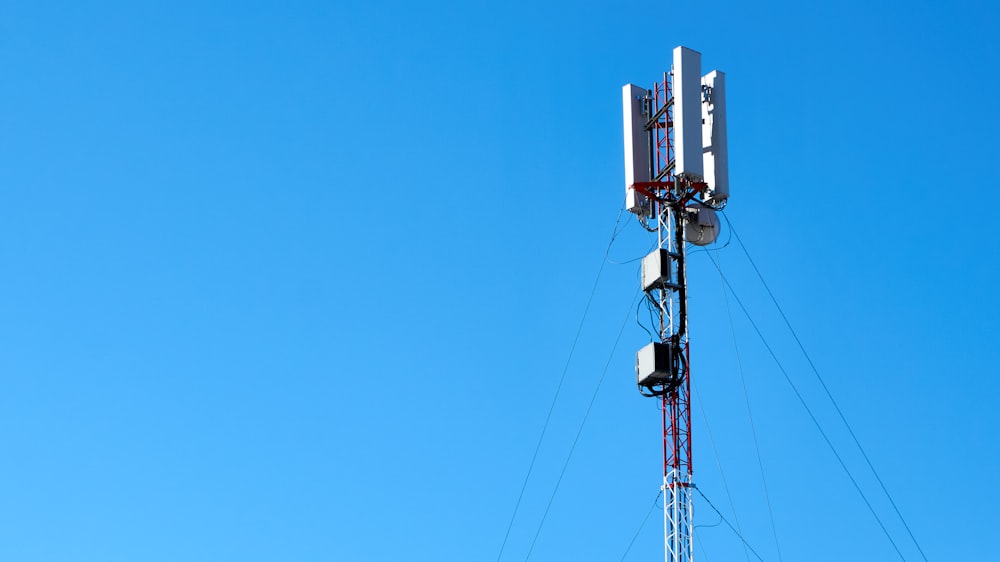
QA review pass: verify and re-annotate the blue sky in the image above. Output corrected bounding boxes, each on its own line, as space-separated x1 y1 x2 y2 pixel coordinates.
1 0 997 560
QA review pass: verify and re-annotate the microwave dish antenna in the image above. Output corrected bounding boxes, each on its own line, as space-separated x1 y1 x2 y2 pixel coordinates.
684 205 720 246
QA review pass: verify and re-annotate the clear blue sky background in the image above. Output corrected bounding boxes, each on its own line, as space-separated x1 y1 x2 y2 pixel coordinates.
1 1 997 560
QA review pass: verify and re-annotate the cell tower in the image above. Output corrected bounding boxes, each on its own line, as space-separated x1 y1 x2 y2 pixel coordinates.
622 46 728 562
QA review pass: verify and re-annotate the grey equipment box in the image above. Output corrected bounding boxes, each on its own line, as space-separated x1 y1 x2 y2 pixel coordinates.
636 341 677 388
641 249 674 292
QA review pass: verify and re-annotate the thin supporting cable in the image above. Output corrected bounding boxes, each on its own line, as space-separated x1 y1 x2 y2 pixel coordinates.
695 513 724 530
524 289 641 560
608 220 657 265
706 253 907 561
713 247 783 562
620 490 663 561
694 533 713 562
691 381 752 562
695 486 766 562
636 297 654 341
607 239 657 265
725 216 927 562
494 205 627 561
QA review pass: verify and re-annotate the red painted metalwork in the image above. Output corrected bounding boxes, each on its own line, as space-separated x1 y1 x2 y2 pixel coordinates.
662 349 691 479
652 72 675 182
629 182 675 202
662 393 668 477
642 64 703 562
676 183 708 206
648 68 694 487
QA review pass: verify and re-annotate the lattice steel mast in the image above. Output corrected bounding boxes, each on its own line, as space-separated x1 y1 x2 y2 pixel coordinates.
622 46 728 562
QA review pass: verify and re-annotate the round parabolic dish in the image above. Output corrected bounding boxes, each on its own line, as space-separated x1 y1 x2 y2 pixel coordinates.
685 206 720 246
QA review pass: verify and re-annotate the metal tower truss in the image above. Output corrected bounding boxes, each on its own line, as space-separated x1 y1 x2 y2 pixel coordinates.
634 71 709 562
624 45 727 562
655 73 694 561
651 73 675 182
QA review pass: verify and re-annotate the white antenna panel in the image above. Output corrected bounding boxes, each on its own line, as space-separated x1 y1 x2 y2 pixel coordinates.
622 83 652 216
672 46 704 181
701 71 729 203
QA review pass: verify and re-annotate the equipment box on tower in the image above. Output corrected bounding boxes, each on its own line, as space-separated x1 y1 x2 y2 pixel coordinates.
636 341 676 388
641 249 675 292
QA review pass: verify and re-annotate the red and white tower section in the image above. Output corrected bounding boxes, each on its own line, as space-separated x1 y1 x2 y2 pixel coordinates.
622 46 729 562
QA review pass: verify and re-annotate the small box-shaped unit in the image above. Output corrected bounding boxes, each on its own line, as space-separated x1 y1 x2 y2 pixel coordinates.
641 249 674 292
636 341 676 388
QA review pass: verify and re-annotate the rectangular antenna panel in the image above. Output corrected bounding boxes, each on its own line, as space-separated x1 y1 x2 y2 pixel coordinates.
702 70 729 202
622 84 652 216
673 46 704 180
